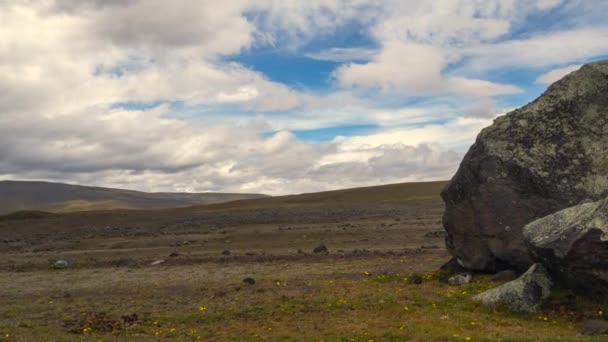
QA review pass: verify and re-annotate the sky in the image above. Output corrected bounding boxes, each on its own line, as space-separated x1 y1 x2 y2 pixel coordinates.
1 0 607 195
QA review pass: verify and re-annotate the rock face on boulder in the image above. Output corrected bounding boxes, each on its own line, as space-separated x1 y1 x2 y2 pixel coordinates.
442 60 608 271
524 197 608 295
473 264 552 313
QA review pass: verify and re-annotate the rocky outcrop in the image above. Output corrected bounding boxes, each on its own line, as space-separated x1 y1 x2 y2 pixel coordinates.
473 264 552 312
442 60 608 271
524 197 608 295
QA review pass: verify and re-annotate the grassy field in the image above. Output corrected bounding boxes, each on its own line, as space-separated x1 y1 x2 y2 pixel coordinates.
0 181 606 341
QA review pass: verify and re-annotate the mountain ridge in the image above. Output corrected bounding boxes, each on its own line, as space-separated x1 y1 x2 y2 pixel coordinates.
0 180 269 214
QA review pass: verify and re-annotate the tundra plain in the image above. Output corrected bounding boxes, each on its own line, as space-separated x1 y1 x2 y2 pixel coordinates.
0 181 606 341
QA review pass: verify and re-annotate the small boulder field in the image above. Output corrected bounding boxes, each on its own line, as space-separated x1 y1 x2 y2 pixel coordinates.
441 60 608 332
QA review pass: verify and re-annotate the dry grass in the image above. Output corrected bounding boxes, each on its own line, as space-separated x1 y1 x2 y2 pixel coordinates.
0 255 606 341
0 181 606 341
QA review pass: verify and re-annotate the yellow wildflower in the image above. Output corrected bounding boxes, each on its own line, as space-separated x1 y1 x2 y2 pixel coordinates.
199 306 207 312
599 310 604 316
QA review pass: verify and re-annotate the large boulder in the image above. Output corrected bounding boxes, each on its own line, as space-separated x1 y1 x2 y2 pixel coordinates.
524 197 608 295
442 60 608 271
473 263 553 313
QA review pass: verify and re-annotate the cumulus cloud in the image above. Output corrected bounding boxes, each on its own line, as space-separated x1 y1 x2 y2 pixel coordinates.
460 29 608 73
334 41 521 96
535 64 582 85
1 0 607 195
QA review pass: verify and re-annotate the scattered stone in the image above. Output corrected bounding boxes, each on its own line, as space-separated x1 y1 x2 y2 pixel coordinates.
52 260 70 269
169 251 180 258
448 273 472 285
581 320 608 335
121 313 140 326
297 249 304 254
171 240 192 247
473 264 552 313
150 259 165 266
438 258 467 283
313 244 329 254
492 270 518 282
441 60 608 272
112 258 136 268
408 274 423 285
420 245 439 249
424 231 447 238
221 250 231 256
243 277 256 285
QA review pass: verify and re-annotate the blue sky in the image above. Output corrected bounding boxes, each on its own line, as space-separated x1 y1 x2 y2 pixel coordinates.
1 1 608 194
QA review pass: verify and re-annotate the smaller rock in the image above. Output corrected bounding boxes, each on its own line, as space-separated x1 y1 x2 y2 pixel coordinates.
313 244 329 254
52 260 70 269
424 231 447 238
122 313 140 326
582 320 608 335
112 258 136 268
169 251 180 257
438 257 467 283
408 274 423 285
221 250 231 255
492 270 518 282
297 249 304 254
150 259 165 266
243 277 256 285
420 245 439 249
473 263 552 313
448 273 472 285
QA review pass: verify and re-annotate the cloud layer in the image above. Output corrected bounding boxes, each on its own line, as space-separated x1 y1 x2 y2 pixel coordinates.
1 0 606 195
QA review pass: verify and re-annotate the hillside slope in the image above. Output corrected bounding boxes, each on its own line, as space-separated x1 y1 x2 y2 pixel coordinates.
0 180 268 214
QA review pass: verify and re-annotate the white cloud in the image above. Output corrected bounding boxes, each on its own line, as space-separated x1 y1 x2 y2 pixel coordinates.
305 47 377 62
1 0 607 196
535 64 582 85
461 29 608 73
336 116 495 152
536 0 562 10
335 41 521 96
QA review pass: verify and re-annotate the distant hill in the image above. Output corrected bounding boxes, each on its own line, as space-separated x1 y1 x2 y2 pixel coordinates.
0 180 269 214
183 180 449 213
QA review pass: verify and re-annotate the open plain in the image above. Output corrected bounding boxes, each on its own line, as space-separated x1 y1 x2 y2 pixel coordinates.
0 181 606 341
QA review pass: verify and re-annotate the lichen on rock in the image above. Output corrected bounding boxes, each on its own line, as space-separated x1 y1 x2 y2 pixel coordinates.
442 60 608 271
